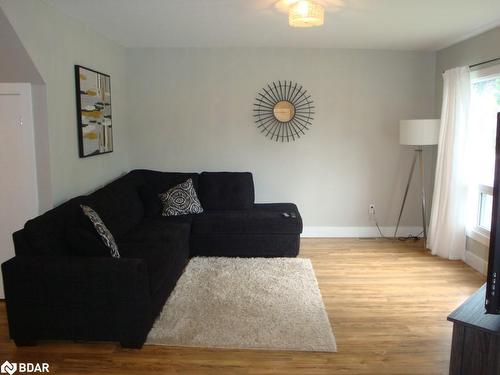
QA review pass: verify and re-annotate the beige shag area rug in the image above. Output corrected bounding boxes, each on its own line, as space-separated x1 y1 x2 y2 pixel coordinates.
146 257 337 352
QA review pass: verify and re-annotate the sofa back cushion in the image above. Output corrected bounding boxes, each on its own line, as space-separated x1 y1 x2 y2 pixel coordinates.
65 206 117 257
22 196 84 256
199 172 254 210
131 170 200 217
20 171 144 256
84 176 144 240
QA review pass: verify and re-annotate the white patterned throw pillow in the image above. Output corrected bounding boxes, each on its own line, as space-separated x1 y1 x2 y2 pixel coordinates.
80 205 120 258
159 178 204 216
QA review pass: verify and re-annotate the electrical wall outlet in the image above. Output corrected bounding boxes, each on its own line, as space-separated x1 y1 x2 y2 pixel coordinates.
369 204 376 216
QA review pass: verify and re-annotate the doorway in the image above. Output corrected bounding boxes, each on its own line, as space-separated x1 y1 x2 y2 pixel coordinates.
0 83 38 298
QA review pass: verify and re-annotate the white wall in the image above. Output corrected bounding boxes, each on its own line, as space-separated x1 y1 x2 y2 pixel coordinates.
0 0 130 206
127 48 436 231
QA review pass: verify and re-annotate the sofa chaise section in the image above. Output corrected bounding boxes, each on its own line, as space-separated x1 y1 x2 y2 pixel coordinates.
191 203 302 257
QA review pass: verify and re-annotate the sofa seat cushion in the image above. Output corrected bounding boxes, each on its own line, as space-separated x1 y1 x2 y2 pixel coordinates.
118 243 176 296
119 218 191 243
155 214 195 225
118 219 190 295
192 203 302 235
119 241 189 296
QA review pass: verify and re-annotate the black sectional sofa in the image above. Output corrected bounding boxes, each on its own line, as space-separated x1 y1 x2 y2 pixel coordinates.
1 170 302 348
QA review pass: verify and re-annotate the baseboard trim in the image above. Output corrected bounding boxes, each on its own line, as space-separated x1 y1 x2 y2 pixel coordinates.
301 226 423 238
464 250 488 275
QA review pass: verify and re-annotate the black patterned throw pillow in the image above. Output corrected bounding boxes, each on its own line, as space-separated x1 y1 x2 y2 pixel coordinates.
80 205 120 258
159 178 204 216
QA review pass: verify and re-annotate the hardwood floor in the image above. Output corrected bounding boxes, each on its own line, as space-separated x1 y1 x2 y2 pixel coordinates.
0 239 485 374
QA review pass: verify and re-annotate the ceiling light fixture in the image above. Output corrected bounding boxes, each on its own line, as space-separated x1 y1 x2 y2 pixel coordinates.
288 1 324 28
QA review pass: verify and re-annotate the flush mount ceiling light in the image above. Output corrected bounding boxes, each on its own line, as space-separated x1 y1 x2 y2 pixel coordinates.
288 1 324 27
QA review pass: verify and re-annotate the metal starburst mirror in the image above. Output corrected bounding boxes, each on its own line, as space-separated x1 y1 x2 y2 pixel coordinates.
253 81 314 142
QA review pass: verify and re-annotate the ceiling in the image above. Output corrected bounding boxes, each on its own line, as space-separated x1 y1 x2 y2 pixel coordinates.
44 0 500 51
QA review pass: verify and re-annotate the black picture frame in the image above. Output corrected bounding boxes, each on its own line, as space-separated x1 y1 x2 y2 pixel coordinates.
75 65 113 158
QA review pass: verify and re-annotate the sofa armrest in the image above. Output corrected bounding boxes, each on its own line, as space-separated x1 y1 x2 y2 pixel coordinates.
1 255 152 347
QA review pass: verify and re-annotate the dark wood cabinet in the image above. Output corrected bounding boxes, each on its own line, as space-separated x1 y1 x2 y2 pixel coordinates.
448 284 500 375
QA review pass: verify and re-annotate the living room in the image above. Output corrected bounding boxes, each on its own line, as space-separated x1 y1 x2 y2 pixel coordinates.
0 0 499 374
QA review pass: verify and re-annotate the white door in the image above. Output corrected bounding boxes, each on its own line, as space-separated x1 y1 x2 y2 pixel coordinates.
0 83 38 298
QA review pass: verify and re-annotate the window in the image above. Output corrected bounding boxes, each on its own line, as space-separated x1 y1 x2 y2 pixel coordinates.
469 65 500 244
477 184 493 231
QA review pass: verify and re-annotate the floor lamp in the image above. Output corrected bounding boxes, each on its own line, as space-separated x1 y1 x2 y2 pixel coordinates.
394 119 440 246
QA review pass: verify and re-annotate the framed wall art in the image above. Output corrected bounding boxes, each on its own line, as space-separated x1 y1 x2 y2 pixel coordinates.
75 65 113 157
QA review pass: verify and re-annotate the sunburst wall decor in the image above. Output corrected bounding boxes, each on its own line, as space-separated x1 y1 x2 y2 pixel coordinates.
253 81 314 142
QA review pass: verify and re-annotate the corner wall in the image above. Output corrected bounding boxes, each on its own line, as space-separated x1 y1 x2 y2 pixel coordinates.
0 0 130 206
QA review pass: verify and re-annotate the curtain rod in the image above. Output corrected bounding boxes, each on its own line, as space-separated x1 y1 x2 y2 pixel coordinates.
442 57 500 73
469 57 500 69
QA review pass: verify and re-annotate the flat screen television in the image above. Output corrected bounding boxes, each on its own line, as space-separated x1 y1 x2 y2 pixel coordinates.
486 112 500 314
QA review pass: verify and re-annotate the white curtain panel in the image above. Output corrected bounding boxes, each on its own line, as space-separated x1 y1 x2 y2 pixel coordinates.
427 66 471 260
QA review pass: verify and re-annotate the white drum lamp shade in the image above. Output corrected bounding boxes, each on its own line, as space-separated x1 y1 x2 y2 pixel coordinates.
400 119 440 146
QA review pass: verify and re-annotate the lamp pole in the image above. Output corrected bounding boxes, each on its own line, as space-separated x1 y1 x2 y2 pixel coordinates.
394 147 427 247
419 148 427 245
